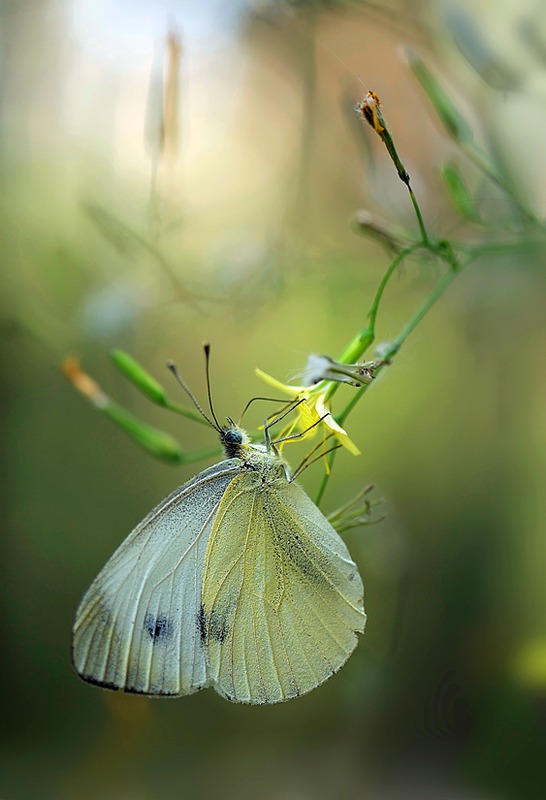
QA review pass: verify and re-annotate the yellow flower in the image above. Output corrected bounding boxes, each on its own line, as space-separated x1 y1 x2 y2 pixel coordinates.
255 368 360 456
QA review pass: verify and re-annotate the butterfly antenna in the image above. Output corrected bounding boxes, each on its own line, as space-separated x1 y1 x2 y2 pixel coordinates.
263 398 306 451
166 359 219 431
203 343 222 430
239 396 290 424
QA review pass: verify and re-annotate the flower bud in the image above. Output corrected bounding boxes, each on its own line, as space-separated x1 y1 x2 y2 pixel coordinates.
303 354 377 387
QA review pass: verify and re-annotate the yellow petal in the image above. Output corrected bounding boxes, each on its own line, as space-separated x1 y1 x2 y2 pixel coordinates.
315 396 361 456
298 401 319 432
333 430 361 457
255 368 306 397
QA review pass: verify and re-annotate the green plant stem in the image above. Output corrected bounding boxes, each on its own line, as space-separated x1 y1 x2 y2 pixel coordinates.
462 143 539 226
315 448 339 506
322 244 420 405
316 255 463 507
367 244 420 334
385 262 460 355
461 238 540 258
338 259 462 426
407 185 429 244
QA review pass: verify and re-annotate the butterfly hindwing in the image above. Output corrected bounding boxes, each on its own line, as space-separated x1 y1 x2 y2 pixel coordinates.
200 473 366 704
72 461 240 696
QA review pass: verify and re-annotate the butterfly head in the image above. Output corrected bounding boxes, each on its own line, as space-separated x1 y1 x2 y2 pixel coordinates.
220 421 251 459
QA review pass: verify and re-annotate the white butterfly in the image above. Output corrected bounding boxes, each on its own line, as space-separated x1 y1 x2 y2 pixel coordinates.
72 368 366 704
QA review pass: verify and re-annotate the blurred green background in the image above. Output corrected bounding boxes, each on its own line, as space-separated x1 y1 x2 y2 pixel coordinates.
2 1 546 798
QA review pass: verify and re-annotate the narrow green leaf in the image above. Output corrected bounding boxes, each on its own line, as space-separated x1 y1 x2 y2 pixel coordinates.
406 49 474 146
445 7 522 91
441 162 479 221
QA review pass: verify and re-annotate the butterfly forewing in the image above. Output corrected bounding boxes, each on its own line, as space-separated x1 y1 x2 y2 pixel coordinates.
201 470 366 704
72 461 240 696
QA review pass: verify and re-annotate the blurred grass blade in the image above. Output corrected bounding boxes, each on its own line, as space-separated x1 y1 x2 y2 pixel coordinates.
83 203 140 255
163 31 182 165
518 16 546 67
145 30 182 167
352 209 411 254
444 6 522 91
111 349 167 405
405 49 474 145
145 29 183 224
144 41 165 165
441 163 480 222
63 357 183 462
406 51 537 222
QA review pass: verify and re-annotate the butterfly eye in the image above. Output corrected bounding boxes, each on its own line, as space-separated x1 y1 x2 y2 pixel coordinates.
222 429 243 446
221 428 246 459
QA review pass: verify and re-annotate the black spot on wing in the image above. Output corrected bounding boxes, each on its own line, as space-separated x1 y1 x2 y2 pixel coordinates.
209 608 230 643
197 604 207 644
144 613 174 643
198 603 233 644
279 530 326 584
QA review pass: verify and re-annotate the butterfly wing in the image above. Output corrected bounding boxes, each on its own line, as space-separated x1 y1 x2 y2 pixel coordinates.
200 474 366 704
72 461 240 696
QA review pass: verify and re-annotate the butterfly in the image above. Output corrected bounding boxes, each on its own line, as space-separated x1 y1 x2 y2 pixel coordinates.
72 360 366 704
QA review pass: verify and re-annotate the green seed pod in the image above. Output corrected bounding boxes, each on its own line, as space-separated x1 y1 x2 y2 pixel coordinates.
111 349 167 406
103 399 183 462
